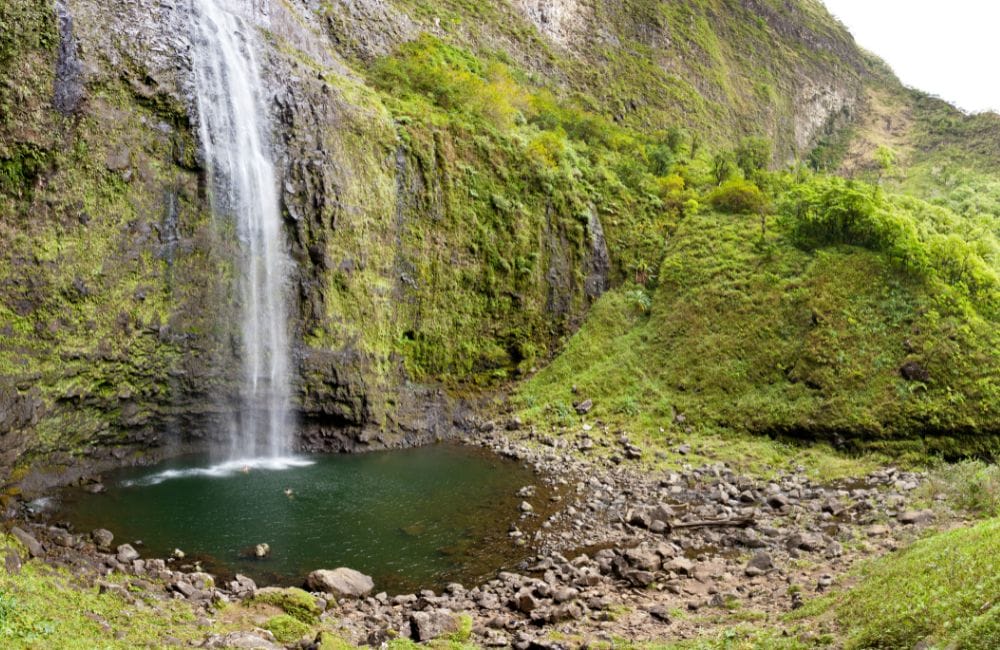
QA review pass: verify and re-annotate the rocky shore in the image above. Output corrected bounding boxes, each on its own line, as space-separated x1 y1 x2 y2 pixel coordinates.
2 425 945 648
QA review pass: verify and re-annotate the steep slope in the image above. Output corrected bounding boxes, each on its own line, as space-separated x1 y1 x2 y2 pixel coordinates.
0 0 996 488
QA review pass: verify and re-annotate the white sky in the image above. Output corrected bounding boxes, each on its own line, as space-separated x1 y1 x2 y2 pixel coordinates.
821 0 1000 114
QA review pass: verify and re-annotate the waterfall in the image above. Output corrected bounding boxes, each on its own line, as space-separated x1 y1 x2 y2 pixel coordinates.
189 0 295 459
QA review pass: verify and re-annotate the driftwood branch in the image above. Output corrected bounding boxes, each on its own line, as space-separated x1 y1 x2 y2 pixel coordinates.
666 516 755 531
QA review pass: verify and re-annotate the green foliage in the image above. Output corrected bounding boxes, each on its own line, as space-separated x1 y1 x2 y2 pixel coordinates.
801 519 1000 649
917 460 1000 518
781 176 906 252
251 588 320 624
711 151 737 185
518 175 1000 462
0 143 53 198
0 538 205 648
264 614 311 644
734 136 772 178
708 179 767 214
0 0 57 122
781 174 1000 316
371 34 528 128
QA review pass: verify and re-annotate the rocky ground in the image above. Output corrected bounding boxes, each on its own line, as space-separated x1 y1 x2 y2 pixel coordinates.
1 425 955 649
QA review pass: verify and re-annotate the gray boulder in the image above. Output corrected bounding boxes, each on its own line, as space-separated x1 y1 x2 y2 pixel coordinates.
11 527 43 558
91 528 114 549
306 568 374 598
116 543 140 563
410 608 460 641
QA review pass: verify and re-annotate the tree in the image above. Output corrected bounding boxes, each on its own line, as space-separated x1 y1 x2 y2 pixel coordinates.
711 151 737 185
648 143 675 176
875 145 897 187
735 136 772 179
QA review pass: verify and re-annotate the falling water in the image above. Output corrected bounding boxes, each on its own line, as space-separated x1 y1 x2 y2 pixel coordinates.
189 0 295 459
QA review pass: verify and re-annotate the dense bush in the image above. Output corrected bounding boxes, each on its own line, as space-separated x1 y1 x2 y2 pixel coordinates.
781 174 999 314
708 178 767 213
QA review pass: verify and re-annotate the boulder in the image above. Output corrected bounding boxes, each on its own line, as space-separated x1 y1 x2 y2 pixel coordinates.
91 528 114 550
116 544 140 563
202 631 282 649
744 551 773 576
786 532 825 552
514 589 539 613
664 557 694 575
899 361 930 382
625 570 655 587
410 609 460 642
306 568 374 598
11 527 43 558
898 509 934 525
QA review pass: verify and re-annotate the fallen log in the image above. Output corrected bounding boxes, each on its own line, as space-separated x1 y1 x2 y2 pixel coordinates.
666 516 755 531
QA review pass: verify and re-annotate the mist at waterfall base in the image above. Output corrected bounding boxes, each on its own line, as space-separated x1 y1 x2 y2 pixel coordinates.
56 445 542 593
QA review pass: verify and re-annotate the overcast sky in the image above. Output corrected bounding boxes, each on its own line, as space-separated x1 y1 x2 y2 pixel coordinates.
821 0 1000 114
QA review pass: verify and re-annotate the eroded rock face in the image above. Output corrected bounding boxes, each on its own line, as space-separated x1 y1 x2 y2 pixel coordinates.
511 0 593 45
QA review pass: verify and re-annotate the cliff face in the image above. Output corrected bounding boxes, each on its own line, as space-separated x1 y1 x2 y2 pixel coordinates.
1 0 985 484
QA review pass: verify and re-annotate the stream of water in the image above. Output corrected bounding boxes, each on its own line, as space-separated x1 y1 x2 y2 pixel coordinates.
190 0 295 458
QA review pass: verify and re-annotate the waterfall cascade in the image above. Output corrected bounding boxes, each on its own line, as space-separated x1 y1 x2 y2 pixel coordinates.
189 0 295 459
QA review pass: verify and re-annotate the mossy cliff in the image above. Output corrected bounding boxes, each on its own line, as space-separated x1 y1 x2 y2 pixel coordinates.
1 0 997 484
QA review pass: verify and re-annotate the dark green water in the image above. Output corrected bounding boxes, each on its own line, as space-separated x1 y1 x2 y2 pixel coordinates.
55 444 541 594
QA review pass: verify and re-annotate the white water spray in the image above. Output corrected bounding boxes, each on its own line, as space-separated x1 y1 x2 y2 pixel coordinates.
189 0 295 459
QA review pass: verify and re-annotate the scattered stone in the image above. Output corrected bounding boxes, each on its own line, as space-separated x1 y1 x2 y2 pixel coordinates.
520 501 534 513
98 581 133 600
574 399 593 415
899 361 930 382
11 527 43 558
766 494 790 509
4 549 22 575
898 509 934 525
515 589 539 613
628 508 651 528
254 543 270 558
306 568 374 598
116 544 139 563
228 574 257 599
647 605 672 623
868 525 890 537
92 529 114 550
786 532 825 552
744 551 773 576
202 630 282 649
410 609 460 641
664 557 694 575
625 570 655 587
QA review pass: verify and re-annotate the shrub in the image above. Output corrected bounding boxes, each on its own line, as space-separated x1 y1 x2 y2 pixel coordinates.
708 179 767 214
264 614 311 644
251 587 320 624
783 177 888 248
